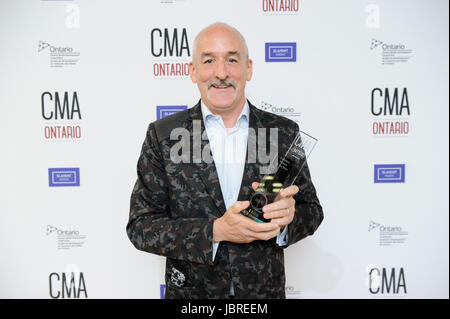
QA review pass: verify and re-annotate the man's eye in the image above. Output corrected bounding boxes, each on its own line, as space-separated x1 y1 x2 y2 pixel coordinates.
229 58 238 63
203 59 213 64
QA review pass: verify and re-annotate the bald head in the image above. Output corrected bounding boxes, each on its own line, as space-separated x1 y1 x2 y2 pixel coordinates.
192 22 249 65
188 22 253 119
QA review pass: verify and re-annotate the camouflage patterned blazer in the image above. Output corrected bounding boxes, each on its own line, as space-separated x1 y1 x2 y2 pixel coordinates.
126 100 323 299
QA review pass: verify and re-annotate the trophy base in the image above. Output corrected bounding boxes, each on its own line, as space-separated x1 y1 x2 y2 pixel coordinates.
241 207 269 223
241 192 270 223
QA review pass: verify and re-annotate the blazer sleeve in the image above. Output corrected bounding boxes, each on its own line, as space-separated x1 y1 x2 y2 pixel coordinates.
286 126 324 247
126 123 215 265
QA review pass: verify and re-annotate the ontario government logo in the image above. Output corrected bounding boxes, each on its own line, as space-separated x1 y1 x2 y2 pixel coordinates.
38 40 80 68
48 167 80 187
370 38 413 65
46 224 86 250
370 87 411 137
156 105 188 120
150 27 190 78
41 91 83 141
265 42 297 62
260 101 301 124
285 285 302 299
368 221 408 246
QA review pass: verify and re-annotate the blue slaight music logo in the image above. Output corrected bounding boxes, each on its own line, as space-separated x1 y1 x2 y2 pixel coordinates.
160 284 166 299
48 168 80 187
156 105 188 120
374 164 405 183
265 42 297 62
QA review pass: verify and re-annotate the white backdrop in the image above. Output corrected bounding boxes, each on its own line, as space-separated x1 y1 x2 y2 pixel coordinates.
0 0 448 299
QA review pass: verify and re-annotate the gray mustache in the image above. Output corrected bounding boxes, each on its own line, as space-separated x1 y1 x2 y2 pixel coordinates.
208 80 236 89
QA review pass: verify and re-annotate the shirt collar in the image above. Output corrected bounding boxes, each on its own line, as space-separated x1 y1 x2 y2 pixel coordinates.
201 100 249 129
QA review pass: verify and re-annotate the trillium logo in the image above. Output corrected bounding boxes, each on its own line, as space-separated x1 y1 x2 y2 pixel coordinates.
260 101 272 111
38 41 50 52
46 225 58 235
370 38 383 50
368 221 380 231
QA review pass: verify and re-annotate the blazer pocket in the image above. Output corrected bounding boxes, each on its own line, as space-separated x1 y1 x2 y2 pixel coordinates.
164 283 203 299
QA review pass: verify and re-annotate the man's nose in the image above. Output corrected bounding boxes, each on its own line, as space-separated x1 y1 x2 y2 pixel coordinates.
214 60 228 80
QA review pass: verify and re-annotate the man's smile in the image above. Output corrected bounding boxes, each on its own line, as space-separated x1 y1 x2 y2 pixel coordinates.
209 81 235 90
212 85 232 89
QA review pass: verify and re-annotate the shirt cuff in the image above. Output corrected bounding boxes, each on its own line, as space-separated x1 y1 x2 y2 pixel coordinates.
276 226 289 246
212 242 219 261
214 226 288 260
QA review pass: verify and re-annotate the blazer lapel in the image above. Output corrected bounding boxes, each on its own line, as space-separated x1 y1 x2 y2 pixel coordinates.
188 102 227 217
237 101 266 202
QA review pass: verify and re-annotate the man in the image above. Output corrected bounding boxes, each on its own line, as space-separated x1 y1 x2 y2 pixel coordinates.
127 23 323 299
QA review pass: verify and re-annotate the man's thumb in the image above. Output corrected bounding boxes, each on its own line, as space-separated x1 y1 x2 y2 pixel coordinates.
231 201 250 213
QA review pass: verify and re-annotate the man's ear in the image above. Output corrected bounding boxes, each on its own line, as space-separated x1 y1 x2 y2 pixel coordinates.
189 62 197 83
246 59 253 81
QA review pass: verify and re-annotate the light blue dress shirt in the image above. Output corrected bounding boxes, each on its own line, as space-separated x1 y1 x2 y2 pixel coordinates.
200 101 288 264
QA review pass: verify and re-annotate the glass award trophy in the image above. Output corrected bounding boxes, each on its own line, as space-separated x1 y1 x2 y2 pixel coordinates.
241 130 318 223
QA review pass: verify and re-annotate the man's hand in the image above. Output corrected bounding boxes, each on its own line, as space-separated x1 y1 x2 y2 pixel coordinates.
213 201 281 243
252 182 299 229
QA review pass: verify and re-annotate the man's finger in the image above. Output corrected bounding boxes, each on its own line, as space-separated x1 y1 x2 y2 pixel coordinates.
262 197 294 213
269 216 291 228
250 227 281 241
263 207 290 220
252 182 260 191
279 185 300 198
247 220 280 233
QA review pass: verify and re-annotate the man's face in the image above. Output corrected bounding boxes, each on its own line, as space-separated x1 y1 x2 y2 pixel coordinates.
189 26 253 114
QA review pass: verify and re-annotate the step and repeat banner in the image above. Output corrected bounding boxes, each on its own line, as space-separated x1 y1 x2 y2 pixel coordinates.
0 0 448 299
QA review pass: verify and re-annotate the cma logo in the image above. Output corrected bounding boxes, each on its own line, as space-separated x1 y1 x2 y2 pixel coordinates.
151 28 190 58
41 92 81 120
371 88 410 136
49 272 88 299
367 267 407 295
371 88 410 116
